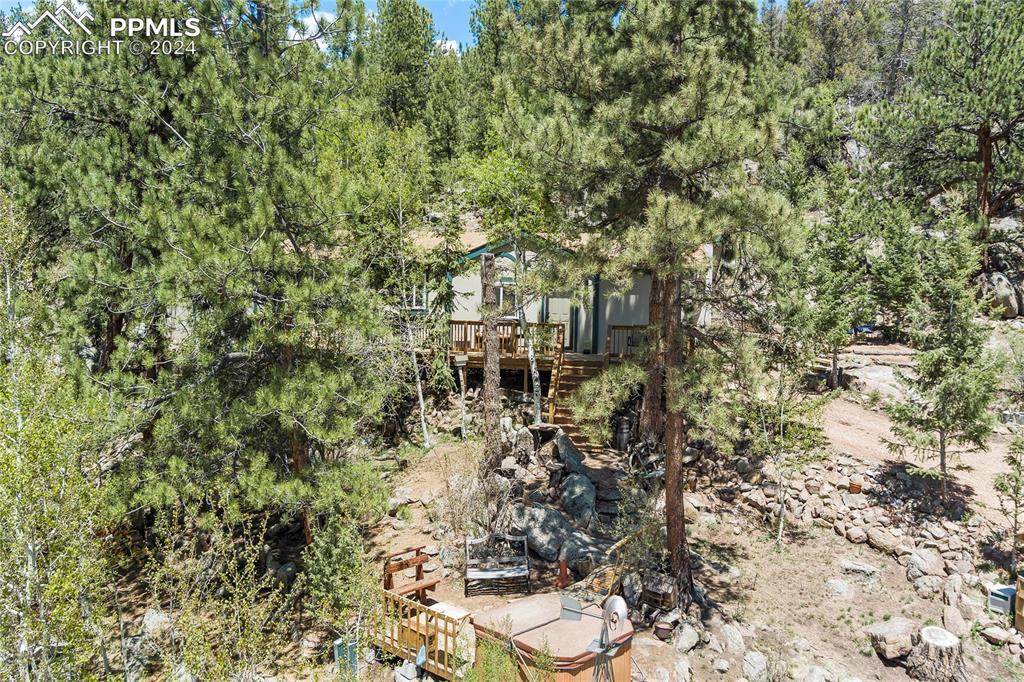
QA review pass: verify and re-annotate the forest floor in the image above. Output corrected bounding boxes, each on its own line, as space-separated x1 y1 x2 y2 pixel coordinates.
823 397 1013 524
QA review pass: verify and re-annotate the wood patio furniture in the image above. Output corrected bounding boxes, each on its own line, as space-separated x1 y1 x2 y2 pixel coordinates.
464 533 530 597
383 545 440 602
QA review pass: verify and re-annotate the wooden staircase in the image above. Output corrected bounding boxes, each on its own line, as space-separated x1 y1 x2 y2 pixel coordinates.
549 355 607 452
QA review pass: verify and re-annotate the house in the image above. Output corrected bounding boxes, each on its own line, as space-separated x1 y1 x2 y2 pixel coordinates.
414 215 652 360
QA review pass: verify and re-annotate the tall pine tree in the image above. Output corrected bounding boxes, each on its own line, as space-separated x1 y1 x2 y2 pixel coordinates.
506 0 797 609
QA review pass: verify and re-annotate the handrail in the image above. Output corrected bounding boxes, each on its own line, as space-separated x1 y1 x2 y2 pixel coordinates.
449 320 565 357
373 589 472 680
606 324 647 359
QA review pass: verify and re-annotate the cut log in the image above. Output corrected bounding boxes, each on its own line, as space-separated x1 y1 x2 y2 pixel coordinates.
905 626 967 682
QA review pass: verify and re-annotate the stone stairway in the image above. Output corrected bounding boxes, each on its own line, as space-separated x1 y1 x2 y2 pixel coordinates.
550 356 607 453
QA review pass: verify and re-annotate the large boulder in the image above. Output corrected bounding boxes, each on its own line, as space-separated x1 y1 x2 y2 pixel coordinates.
123 635 159 682
840 559 881 578
673 624 700 653
742 650 768 682
865 617 918 660
560 473 597 527
674 656 691 682
984 271 1019 318
512 426 534 464
721 623 745 654
510 503 574 561
554 429 586 474
942 605 969 638
867 527 900 555
980 625 1011 645
559 531 611 568
907 548 945 580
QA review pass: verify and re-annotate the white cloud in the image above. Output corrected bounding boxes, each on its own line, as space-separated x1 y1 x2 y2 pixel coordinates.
435 38 458 54
290 10 336 50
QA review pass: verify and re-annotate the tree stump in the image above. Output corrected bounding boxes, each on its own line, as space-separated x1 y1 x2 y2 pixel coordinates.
905 626 968 682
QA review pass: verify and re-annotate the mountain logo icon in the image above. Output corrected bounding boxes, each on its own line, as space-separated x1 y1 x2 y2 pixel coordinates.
3 4 93 38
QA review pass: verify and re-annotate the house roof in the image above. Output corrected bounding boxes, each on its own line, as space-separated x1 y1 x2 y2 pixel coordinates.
412 211 593 257
411 212 490 252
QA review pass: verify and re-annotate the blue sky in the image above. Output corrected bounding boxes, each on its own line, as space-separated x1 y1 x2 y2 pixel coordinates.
362 0 475 46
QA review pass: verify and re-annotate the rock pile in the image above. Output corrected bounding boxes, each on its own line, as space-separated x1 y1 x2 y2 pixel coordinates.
738 454 986 595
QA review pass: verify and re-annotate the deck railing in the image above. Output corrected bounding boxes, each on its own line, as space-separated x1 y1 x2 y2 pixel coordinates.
606 325 648 360
449 320 564 358
372 589 472 680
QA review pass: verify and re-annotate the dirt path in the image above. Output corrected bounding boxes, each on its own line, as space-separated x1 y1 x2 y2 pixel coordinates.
824 397 1013 519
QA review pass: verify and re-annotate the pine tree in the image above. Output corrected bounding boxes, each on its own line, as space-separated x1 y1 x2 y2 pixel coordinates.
870 201 925 341
860 0 1024 232
735 274 827 548
0 0 395 537
995 438 1024 578
463 0 516 152
464 148 556 424
878 0 944 100
808 168 873 388
506 0 796 609
369 0 435 127
427 47 465 163
886 209 1001 506
780 0 811 66
805 0 884 95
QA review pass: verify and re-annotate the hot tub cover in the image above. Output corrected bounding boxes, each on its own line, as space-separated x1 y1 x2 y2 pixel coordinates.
473 592 633 665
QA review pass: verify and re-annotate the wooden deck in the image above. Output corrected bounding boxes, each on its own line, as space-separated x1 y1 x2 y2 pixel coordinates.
446 321 646 368
445 321 647 445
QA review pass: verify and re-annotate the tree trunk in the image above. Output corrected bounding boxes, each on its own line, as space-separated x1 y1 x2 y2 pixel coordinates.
939 429 947 506
828 348 840 389
978 123 993 266
906 626 968 682
517 307 543 424
1012 496 1019 577
661 274 695 609
776 475 787 548
407 326 432 449
457 364 468 440
481 254 502 471
978 123 992 219
884 0 910 99
283 342 313 545
290 427 313 545
640 273 665 443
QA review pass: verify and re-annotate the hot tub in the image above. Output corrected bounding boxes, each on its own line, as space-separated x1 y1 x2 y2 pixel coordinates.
473 593 633 681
